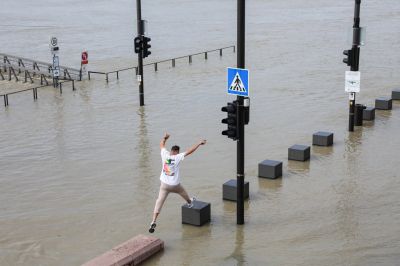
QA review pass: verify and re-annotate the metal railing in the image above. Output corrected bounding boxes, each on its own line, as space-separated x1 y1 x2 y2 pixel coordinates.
0 53 82 82
88 45 235 82
1 79 76 107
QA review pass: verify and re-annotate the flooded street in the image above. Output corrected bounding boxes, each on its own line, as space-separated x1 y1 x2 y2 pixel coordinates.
1 0 400 265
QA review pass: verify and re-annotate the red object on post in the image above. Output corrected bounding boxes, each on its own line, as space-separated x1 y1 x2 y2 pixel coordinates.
81 51 88 64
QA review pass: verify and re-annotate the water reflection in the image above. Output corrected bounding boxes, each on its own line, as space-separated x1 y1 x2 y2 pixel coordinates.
257 177 283 192
287 160 310 174
344 128 363 155
181 224 212 265
54 94 66 162
312 145 334 157
134 107 153 197
135 107 151 175
225 226 245 266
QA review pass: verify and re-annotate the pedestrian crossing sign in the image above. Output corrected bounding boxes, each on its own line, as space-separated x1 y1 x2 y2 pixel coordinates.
227 67 249 96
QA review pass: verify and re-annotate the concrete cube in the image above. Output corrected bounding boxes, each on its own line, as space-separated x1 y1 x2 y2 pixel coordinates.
182 200 210 226
375 97 392 110
363 107 375 121
392 89 400 100
223 179 249 201
288 144 310 161
258 160 282 179
312 131 334 146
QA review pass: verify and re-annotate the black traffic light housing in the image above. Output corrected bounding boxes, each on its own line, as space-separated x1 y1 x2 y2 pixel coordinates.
143 36 151 58
343 49 354 67
221 101 239 140
134 36 142 54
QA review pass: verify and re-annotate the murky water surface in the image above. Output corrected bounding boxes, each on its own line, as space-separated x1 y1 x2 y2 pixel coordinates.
1 0 400 265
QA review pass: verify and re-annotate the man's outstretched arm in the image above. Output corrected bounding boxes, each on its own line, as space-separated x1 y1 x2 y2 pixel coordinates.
185 139 206 157
160 133 170 149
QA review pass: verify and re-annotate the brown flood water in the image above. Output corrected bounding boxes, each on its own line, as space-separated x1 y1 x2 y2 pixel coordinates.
1 0 400 265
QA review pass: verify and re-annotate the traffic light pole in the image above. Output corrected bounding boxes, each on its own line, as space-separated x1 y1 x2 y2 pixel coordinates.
136 0 145 106
348 0 361 132
236 0 245 225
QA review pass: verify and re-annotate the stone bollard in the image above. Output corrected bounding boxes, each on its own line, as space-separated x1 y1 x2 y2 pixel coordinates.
392 89 400 100
182 200 211 226
288 145 310 161
363 107 375 121
375 97 392 110
312 132 334 146
258 160 283 179
223 179 249 201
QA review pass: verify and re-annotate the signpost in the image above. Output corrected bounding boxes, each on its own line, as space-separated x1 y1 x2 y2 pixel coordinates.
50 37 60 87
220 0 249 225
227 67 249 97
80 51 88 80
343 0 363 132
345 71 360 93
235 0 247 225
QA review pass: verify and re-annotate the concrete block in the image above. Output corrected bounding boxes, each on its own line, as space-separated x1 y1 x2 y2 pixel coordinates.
82 234 164 266
223 179 249 201
375 97 392 110
392 89 400 100
288 144 310 161
312 131 334 146
182 200 210 226
258 160 282 179
363 107 375 121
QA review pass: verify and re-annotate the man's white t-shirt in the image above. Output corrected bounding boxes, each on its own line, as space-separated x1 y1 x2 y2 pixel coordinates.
160 148 185 186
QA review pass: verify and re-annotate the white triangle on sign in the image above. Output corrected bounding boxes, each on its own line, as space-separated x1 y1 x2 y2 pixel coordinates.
229 72 246 92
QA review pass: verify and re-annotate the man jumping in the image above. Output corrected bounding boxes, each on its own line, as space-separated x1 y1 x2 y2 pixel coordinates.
149 133 206 233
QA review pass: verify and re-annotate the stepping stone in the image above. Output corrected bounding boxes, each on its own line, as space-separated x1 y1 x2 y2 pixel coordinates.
182 200 210 226
288 144 310 161
82 234 164 266
223 179 249 201
375 97 392 110
312 131 334 146
258 160 282 179
392 89 400 100
363 107 375 121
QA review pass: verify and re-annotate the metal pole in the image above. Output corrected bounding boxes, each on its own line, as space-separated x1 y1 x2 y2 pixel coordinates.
137 0 145 106
348 0 361 132
236 0 245 225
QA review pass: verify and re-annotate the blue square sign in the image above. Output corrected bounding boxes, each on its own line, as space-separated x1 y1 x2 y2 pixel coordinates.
227 67 249 96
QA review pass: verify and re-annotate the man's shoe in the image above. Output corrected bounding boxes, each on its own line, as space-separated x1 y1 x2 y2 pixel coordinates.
149 222 156 233
187 197 196 208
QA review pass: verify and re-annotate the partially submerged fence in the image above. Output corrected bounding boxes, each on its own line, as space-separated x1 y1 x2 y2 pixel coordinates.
88 45 235 82
1 79 76 107
0 53 82 84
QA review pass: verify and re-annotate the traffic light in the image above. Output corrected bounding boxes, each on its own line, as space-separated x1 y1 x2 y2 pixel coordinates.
134 37 142 54
221 101 238 140
143 36 151 58
343 49 354 67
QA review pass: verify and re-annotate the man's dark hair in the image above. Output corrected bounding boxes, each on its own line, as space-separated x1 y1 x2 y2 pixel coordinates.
171 145 180 152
